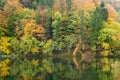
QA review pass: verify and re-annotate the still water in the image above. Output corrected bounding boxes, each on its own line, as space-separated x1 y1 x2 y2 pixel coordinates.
0 57 120 80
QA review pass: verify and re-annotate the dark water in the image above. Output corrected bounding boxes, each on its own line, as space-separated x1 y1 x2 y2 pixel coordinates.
0 57 120 80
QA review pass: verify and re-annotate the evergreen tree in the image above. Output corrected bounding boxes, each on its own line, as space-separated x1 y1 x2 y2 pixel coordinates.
100 1 108 21
35 13 41 24
52 12 62 41
66 0 72 11
54 19 61 41
45 13 53 39
0 0 6 9
90 2 108 50
21 0 55 9
38 0 55 9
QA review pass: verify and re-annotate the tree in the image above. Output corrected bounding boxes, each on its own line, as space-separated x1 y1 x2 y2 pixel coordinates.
19 0 32 8
45 11 53 39
52 12 61 40
66 0 72 11
0 0 6 9
98 21 120 53
20 0 55 9
0 10 8 36
24 20 45 38
100 2 108 20
38 0 55 9
90 1 108 51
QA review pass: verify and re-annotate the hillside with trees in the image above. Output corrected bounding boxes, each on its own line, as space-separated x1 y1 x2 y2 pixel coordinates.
0 0 120 57
0 0 120 79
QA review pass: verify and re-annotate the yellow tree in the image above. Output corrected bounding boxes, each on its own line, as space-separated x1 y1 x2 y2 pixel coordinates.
24 20 45 38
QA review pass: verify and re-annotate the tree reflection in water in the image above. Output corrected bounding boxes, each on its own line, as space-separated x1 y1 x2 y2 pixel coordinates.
0 56 120 80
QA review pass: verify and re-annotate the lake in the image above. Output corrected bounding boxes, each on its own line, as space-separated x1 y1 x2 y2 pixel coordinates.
0 57 120 80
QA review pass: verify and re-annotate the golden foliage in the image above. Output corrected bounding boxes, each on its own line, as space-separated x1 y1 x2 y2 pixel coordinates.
102 42 110 50
43 39 52 49
0 58 10 76
31 59 39 67
0 37 10 54
3 0 23 18
102 57 110 72
116 33 120 41
31 48 39 53
24 20 45 38
42 59 52 73
102 50 109 57
100 21 120 50
4 0 23 12
0 66 9 77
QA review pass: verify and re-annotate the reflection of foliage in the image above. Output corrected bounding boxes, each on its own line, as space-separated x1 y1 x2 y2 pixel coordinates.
9 58 41 80
111 59 120 80
0 58 10 76
3 58 53 80
42 59 52 73
0 57 119 80
97 58 120 80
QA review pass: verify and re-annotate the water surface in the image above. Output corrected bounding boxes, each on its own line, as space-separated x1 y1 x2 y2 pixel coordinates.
0 57 120 80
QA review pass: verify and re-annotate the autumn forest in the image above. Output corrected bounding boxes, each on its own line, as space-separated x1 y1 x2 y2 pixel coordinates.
0 0 120 57
0 0 120 80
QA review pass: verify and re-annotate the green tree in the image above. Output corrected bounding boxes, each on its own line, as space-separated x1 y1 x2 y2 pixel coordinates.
45 11 53 39
37 0 54 9
52 12 62 41
66 0 72 11
90 2 108 51
100 1 108 21
35 13 41 24
0 0 6 9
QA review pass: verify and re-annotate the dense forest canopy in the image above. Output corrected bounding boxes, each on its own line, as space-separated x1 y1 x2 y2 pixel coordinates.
0 0 120 57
